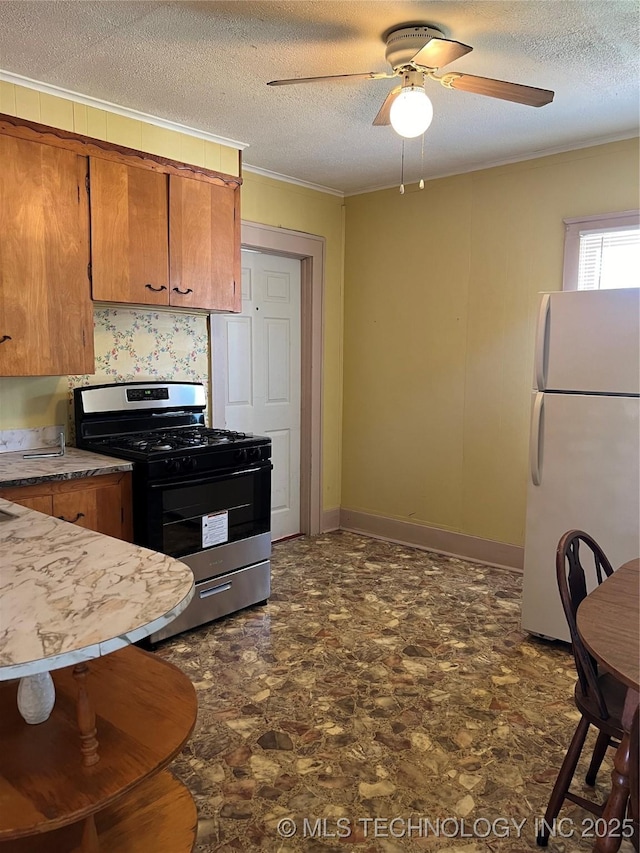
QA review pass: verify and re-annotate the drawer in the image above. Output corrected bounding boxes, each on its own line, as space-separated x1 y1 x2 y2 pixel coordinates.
149 560 271 643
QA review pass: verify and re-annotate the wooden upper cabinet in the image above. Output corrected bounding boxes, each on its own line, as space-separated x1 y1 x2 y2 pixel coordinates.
89 158 170 305
0 136 94 376
0 116 241 339
169 175 240 312
89 158 240 312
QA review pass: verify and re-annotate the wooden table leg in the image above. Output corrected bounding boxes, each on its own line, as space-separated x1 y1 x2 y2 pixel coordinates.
593 688 639 852
73 662 100 766
81 815 99 852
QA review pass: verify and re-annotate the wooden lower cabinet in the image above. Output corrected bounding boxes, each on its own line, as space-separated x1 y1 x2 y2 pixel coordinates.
0 472 133 541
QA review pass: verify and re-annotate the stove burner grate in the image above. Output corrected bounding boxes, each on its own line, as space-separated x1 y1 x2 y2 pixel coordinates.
100 426 254 457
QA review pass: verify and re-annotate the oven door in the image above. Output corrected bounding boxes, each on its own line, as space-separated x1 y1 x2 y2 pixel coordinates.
142 463 272 559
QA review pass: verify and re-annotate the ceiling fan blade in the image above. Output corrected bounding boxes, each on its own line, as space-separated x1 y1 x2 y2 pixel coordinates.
444 73 554 106
372 86 402 126
411 37 473 70
268 72 394 86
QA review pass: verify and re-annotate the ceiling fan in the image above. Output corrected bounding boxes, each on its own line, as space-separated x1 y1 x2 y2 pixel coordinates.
268 24 555 138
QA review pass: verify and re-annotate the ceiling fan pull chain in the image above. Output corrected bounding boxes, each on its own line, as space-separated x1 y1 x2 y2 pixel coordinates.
400 139 405 194
419 133 425 190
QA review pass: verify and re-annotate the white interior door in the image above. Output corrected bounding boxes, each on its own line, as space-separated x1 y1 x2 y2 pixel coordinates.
213 251 301 541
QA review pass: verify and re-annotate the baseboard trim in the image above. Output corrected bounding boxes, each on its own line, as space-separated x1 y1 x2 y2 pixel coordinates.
322 507 341 532
339 509 524 572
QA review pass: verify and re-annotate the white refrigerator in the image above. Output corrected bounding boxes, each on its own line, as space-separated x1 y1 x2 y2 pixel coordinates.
521 287 640 642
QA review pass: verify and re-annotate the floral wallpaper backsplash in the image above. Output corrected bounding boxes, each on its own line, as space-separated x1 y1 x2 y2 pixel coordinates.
67 308 209 440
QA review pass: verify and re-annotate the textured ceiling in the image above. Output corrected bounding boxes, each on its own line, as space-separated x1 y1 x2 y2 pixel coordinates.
0 1 638 194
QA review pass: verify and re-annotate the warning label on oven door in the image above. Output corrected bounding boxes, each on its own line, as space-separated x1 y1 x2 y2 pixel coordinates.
202 511 229 548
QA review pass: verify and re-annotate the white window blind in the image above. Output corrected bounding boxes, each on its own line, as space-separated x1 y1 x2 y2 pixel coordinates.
577 228 640 290
563 212 640 291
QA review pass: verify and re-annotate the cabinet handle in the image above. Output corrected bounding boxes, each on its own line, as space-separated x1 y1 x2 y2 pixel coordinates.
172 287 193 295
57 512 85 523
145 284 167 292
0 335 11 344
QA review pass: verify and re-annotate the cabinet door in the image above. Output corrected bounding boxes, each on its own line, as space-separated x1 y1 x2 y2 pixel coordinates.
0 136 94 376
0 473 132 540
5 494 53 514
90 158 169 305
52 480 124 538
169 175 240 312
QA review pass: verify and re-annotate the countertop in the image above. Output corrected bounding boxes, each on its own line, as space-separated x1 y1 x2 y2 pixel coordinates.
0 499 195 680
0 446 133 488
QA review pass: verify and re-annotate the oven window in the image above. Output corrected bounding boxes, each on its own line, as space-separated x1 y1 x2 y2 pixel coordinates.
158 468 270 558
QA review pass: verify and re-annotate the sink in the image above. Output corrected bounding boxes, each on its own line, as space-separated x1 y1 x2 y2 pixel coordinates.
0 508 18 522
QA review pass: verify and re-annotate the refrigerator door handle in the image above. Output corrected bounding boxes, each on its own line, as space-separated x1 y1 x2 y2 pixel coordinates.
535 293 550 391
530 392 545 486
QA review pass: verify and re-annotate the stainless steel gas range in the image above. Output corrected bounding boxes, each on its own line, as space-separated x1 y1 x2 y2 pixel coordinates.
74 381 272 642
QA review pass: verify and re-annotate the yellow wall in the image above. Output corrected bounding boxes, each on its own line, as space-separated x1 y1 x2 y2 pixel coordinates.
342 138 640 547
3 78 637 536
0 82 345 513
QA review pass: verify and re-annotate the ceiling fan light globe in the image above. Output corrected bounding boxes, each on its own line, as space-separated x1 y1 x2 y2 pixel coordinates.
389 88 433 138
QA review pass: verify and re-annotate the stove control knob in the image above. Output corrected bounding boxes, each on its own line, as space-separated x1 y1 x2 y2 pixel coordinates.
249 447 261 460
236 448 248 462
183 456 197 471
165 458 181 474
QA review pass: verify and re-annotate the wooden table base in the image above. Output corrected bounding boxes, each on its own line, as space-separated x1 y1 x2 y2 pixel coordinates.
0 646 197 845
73 663 99 767
594 688 639 853
1 770 197 852
81 815 98 853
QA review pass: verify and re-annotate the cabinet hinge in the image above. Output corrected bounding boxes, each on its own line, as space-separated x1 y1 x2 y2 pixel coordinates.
87 262 92 283
85 173 90 193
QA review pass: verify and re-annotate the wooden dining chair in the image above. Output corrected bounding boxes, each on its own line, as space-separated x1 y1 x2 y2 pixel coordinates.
537 530 627 847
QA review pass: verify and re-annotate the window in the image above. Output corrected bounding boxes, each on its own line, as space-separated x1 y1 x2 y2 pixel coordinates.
562 211 640 291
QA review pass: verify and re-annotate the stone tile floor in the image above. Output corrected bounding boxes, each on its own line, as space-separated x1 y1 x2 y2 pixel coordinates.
158 532 634 852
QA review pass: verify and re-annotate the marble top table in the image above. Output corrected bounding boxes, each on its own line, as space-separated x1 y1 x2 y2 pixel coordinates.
0 498 195 680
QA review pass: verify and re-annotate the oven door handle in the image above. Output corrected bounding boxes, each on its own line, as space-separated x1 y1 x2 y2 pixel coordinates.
148 463 272 491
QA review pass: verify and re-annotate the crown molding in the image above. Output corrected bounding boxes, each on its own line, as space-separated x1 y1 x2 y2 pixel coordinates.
242 163 344 198
0 69 249 151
